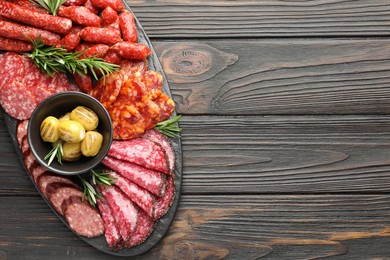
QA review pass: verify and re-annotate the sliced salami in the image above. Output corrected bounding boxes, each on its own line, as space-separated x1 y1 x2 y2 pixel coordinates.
62 195 105 238
98 185 138 244
23 149 36 171
37 173 79 198
16 120 29 148
0 80 38 120
143 129 175 174
0 52 25 90
30 165 48 184
46 183 84 215
108 138 169 174
154 175 175 219
97 197 124 251
127 209 155 248
111 171 156 218
102 156 167 197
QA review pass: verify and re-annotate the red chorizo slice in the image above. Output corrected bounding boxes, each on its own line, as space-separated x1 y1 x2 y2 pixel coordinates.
119 10 137 43
143 129 175 175
58 6 101 27
153 93 175 123
111 171 156 218
0 20 61 46
80 27 122 46
127 209 155 247
98 185 138 243
90 0 124 12
37 173 79 198
97 197 124 251
62 196 105 238
109 104 146 140
46 183 84 215
102 156 167 197
110 42 151 60
154 175 175 219
0 1 72 34
0 36 33 52
0 80 38 120
108 138 169 174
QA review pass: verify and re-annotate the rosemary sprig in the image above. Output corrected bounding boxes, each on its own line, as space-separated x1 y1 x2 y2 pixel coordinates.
30 0 66 16
44 141 63 166
25 37 119 80
155 115 182 138
79 170 116 207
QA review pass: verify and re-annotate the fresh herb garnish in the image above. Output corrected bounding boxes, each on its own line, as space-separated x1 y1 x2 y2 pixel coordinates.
30 0 66 16
155 115 182 137
44 141 63 166
79 170 116 207
25 37 119 80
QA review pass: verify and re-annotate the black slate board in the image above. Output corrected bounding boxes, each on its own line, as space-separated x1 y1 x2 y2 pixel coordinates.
3 2 182 256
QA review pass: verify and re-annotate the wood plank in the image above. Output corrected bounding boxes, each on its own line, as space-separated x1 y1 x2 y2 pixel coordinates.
0 195 389 259
153 39 390 115
128 0 390 38
2 113 390 194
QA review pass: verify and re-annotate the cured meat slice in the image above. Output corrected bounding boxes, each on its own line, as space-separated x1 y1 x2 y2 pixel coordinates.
30 164 48 183
46 183 84 215
108 138 169 174
23 149 36 171
102 156 167 197
127 209 155 248
98 185 138 244
62 196 104 238
154 175 175 219
111 171 155 218
0 52 24 90
97 197 124 251
37 173 79 198
0 80 38 120
143 129 175 174
16 120 29 148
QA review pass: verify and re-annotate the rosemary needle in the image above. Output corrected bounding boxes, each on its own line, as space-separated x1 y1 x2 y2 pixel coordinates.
155 115 182 138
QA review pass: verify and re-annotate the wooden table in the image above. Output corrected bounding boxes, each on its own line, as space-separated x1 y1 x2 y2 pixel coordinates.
1 1 390 259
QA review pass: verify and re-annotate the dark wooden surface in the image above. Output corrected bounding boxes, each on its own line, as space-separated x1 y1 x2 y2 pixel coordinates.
1 0 390 259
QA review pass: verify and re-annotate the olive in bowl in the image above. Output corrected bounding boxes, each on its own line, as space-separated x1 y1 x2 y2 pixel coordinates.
28 92 113 176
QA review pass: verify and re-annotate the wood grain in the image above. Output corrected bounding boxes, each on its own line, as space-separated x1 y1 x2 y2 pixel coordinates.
0 195 389 259
128 0 390 38
153 39 390 115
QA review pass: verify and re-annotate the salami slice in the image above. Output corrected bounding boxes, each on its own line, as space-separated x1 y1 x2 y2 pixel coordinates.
16 120 29 148
46 183 84 215
62 195 105 238
23 149 36 171
127 209 155 248
111 171 155 218
37 173 79 198
102 156 167 197
143 129 175 174
30 165 48 184
0 52 24 90
108 138 169 174
154 175 175 219
97 197 124 251
98 185 138 244
0 80 38 120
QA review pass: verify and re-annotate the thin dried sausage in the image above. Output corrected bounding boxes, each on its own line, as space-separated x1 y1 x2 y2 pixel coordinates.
111 41 151 60
119 11 137 43
80 27 122 45
58 6 101 27
0 1 72 34
0 36 33 52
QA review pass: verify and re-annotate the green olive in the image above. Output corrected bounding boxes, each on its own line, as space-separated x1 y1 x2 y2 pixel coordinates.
70 106 99 131
40 116 60 143
58 112 71 121
58 120 86 143
62 142 82 161
81 131 103 157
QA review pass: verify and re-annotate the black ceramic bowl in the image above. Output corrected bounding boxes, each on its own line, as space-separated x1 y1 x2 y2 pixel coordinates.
28 92 113 176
